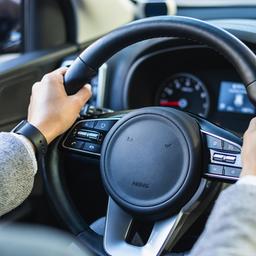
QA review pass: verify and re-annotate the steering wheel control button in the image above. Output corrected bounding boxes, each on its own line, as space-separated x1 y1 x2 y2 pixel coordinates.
70 140 84 150
84 142 101 153
213 153 224 162
207 164 223 175
101 108 201 220
206 135 222 150
223 141 241 153
82 121 96 129
62 118 120 156
224 166 241 178
77 130 101 142
95 120 117 132
212 153 236 164
225 155 236 164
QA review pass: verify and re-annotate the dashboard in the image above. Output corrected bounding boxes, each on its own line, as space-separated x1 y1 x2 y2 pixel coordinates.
107 40 255 135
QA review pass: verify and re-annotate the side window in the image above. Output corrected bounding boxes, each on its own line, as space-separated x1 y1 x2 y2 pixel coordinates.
0 0 22 63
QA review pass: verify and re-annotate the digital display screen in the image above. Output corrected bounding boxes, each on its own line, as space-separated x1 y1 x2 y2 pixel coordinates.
218 81 255 114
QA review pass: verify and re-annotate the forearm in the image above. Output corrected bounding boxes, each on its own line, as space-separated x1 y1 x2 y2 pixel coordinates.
0 132 37 216
190 183 256 256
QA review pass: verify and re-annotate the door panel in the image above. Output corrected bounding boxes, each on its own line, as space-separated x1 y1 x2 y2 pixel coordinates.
0 70 38 131
0 46 77 131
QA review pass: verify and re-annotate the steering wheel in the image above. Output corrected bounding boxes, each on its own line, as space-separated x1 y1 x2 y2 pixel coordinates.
42 16 256 256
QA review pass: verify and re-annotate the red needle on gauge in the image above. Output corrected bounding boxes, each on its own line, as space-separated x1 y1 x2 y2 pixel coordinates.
160 101 180 107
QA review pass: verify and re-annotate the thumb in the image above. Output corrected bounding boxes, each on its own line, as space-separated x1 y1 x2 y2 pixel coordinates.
71 84 92 108
247 117 256 132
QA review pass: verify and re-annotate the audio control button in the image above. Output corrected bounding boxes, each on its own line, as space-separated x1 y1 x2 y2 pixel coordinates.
77 130 100 141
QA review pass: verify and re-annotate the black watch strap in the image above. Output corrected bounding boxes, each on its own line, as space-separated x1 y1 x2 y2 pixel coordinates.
12 120 48 156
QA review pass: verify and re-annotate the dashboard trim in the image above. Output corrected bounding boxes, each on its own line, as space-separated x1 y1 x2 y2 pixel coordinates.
97 63 108 107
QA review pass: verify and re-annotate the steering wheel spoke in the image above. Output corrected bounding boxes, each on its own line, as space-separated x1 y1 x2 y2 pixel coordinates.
197 117 242 183
104 198 183 256
104 176 220 256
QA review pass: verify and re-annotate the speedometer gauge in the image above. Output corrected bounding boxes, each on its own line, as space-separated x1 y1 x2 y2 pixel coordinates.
156 73 210 117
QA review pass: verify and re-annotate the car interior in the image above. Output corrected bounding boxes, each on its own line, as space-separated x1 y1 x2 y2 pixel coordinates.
1 0 256 255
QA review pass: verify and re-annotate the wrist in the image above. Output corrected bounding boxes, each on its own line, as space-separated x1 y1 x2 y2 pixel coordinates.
12 120 48 157
28 120 56 144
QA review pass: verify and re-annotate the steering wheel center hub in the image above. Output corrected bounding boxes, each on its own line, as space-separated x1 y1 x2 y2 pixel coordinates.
101 107 201 219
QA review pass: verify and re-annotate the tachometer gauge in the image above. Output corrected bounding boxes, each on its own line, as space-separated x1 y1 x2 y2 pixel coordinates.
156 73 210 117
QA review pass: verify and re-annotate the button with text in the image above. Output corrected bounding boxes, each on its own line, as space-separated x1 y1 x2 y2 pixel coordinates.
77 130 100 141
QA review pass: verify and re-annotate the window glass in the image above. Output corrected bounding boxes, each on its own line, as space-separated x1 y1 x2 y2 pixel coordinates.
0 0 22 62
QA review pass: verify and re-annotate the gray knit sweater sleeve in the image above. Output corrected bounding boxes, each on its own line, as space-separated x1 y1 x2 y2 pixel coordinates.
0 132 37 217
190 183 256 256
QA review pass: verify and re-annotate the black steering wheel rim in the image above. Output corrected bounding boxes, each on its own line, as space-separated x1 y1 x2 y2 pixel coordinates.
65 15 256 103
41 16 256 255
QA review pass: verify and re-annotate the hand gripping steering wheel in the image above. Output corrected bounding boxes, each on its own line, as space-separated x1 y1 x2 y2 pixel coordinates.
41 16 256 256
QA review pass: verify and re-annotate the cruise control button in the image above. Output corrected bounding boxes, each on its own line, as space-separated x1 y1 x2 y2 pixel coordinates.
213 153 224 162
95 120 116 132
223 141 241 153
206 135 222 150
84 142 101 154
225 155 236 164
70 140 84 150
207 164 223 175
81 121 96 129
224 166 241 177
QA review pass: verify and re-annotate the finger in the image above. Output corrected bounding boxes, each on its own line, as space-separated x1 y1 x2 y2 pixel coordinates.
71 84 92 108
42 67 68 85
31 82 40 93
43 67 68 80
52 67 68 76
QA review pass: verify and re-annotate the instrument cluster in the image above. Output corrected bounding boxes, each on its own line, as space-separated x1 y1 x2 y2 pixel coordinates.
124 45 254 134
156 73 210 118
156 72 255 119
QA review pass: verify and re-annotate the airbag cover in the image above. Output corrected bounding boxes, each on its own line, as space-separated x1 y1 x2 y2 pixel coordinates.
100 107 201 218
